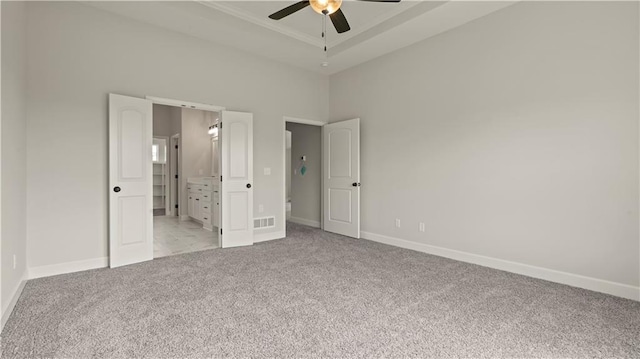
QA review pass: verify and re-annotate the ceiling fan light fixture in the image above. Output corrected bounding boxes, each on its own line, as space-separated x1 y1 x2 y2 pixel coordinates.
309 0 342 15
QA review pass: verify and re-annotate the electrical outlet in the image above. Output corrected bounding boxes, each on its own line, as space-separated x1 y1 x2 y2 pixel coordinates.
258 204 264 213
13 254 17 270
395 219 401 228
419 222 425 232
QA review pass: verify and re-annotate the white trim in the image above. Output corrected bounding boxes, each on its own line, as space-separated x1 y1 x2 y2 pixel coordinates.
282 121 288 239
28 257 108 280
638 1 640 305
254 230 286 243
283 116 327 127
180 215 191 222
361 231 640 301
146 96 225 113
288 216 321 228
1 274 27 331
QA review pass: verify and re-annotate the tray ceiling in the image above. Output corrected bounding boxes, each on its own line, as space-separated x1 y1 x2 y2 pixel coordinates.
86 1 517 74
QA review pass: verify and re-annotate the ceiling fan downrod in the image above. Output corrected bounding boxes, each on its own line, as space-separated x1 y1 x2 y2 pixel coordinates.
323 13 327 52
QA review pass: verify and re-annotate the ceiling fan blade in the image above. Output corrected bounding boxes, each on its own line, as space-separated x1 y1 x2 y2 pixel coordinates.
329 8 351 34
268 1 310 20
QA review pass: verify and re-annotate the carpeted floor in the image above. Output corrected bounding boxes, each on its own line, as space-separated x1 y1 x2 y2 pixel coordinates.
2 222 640 358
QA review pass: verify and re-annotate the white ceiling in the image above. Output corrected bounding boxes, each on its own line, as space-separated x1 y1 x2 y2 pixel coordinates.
86 1 517 75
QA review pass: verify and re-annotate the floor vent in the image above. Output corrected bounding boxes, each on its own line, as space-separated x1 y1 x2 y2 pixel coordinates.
254 216 275 229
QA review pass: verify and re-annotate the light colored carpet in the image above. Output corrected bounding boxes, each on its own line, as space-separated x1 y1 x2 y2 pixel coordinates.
2 222 639 358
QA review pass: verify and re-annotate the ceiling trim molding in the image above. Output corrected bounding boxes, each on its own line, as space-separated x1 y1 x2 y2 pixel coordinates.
196 1 324 47
283 116 327 126
196 0 425 49
327 1 424 47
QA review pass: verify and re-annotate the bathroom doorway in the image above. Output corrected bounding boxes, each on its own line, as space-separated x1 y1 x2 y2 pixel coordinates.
284 120 322 229
152 103 221 258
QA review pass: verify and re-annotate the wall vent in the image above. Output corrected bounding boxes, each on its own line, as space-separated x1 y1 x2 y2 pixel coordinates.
254 216 275 230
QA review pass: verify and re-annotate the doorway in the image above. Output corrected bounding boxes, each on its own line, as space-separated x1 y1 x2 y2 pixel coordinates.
152 103 220 258
285 121 322 228
281 116 362 239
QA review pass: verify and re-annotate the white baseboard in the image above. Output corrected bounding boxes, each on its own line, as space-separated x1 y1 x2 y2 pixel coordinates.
361 231 640 301
180 215 191 221
28 256 108 280
1 273 27 331
254 230 286 243
288 217 321 228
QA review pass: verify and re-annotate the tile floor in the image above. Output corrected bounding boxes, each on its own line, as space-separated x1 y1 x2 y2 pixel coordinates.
153 216 218 258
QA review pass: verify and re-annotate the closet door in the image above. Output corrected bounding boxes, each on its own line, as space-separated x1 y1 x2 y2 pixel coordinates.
109 94 154 268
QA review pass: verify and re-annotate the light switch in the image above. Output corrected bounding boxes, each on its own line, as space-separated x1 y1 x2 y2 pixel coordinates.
264 167 271 176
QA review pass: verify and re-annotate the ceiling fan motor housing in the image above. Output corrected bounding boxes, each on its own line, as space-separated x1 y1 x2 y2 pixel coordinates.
310 0 342 15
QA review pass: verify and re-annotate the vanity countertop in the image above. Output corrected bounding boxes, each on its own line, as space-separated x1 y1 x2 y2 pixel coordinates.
187 177 219 190
187 177 217 184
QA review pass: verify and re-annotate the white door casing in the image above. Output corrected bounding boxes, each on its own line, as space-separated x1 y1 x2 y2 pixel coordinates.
220 111 254 248
109 94 154 267
323 118 360 238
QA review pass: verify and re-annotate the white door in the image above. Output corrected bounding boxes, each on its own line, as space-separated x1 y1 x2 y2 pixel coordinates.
220 111 254 248
109 94 153 267
323 118 360 238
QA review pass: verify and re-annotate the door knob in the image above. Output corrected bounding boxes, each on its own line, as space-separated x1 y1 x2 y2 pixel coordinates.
246 184 252 189
113 186 121 193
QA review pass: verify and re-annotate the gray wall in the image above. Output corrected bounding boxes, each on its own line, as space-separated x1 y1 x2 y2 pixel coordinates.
153 104 181 138
330 2 640 287
25 1 328 270
1 1 28 321
286 122 321 225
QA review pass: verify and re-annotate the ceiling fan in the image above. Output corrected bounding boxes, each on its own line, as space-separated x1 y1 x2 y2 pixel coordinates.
268 0 401 34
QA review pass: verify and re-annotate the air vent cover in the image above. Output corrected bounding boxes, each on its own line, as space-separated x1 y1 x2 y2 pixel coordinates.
254 216 275 229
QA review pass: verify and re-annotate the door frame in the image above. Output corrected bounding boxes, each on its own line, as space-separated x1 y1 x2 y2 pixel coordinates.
169 134 180 217
281 116 327 238
146 96 225 113
146 96 225 220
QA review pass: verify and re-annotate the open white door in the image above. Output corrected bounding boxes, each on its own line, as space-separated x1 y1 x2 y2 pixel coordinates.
109 94 153 267
220 111 254 248
323 118 360 238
